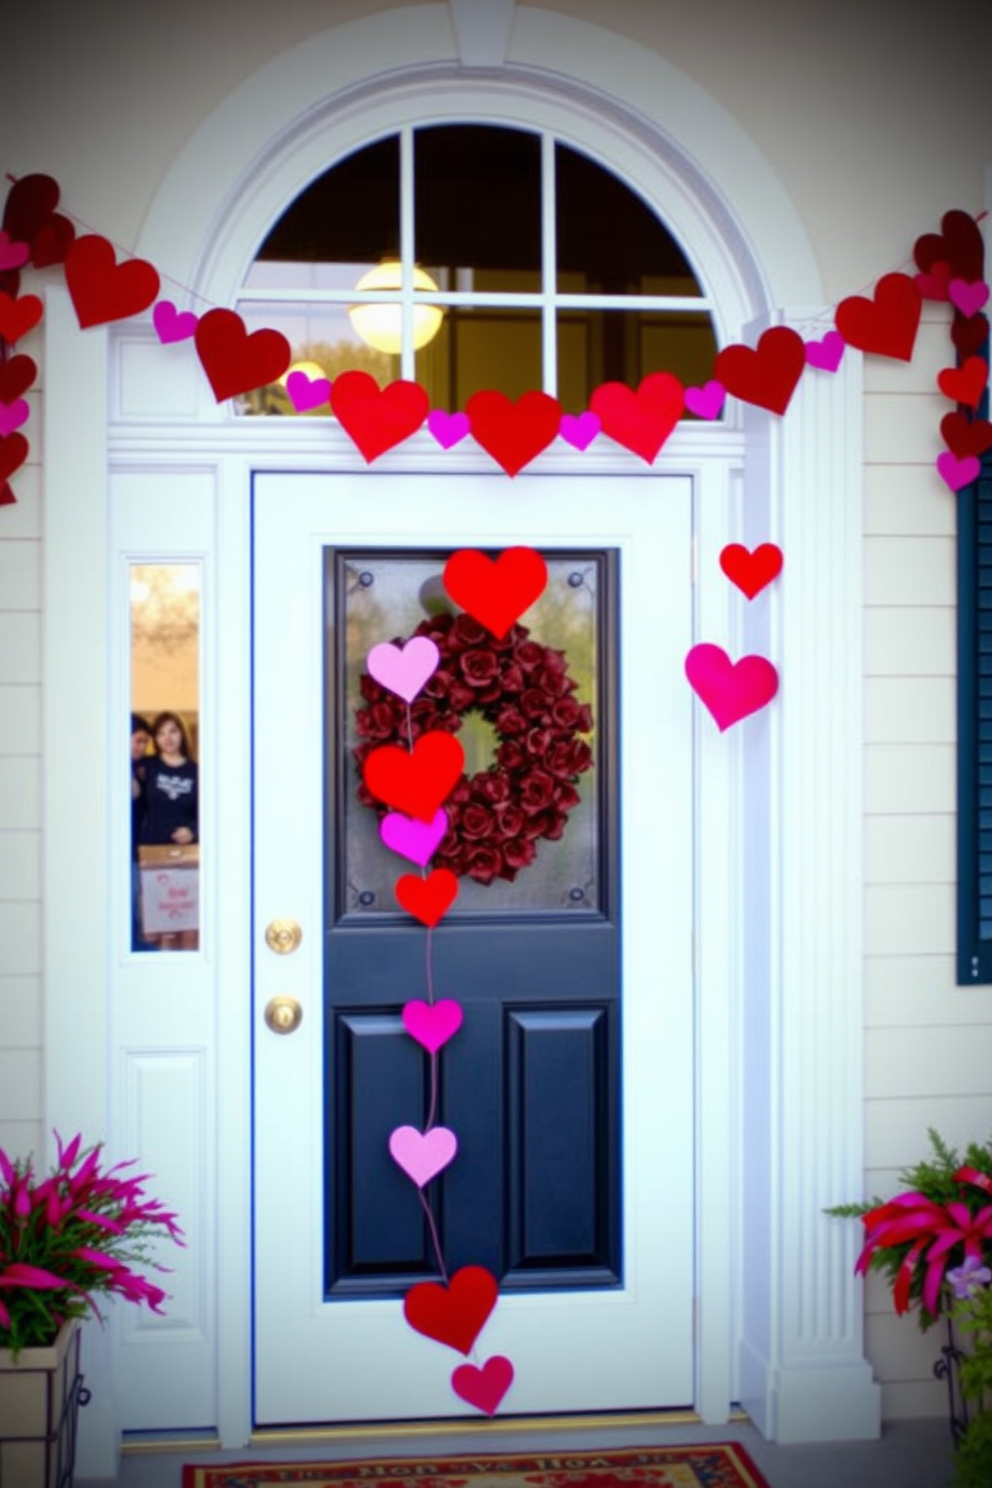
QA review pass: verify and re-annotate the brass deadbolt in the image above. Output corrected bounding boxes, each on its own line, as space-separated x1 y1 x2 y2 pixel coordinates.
264 996 303 1035
265 918 303 955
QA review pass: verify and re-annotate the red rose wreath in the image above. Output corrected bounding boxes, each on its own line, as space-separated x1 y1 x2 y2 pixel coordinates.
355 610 594 885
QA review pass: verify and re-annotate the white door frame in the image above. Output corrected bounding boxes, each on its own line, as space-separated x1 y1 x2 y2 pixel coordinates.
41 5 879 1471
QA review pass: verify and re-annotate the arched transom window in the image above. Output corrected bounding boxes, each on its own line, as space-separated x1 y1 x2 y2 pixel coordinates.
236 123 718 415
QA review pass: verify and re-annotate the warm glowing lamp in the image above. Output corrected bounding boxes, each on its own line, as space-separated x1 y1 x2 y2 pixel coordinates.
279 360 327 385
348 262 444 353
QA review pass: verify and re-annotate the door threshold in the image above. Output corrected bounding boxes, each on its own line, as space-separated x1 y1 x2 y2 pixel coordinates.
248 1410 719 1447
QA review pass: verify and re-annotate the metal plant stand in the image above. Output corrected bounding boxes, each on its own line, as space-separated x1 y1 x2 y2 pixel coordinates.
934 1316 970 1445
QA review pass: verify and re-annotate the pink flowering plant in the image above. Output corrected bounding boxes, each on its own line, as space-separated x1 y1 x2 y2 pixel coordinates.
0 1132 184 1358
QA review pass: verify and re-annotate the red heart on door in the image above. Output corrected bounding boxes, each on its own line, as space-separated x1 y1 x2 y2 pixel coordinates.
2 173 60 245
914 209 985 283
719 543 783 599
937 355 988 409
194 308 292 402
395 868 459 927
451 1355 514 1415
589 371 684 462
403 1265 499 1354
714 326 806 415
0 291 43 345
0 433 29 484
941 412 992 459
0 355 37 403
466 389 562 476
834 272 921 362
331 370 429 462
952 312 989 359
685 643 779 732
65 235 161 329
443 546 548 639
363 731 466 823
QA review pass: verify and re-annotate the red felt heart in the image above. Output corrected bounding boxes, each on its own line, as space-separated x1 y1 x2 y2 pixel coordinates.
0 268 21 301
914 210 984 283
915 260 950 302
363 731 466 823
194 308 291 402
714 326 805 416
952 312 989 359
65 235 160 329
685 643 779 732
0 355 37 403
466 389 562 476
937 356 988 409
589 371 684 463
941 412 992 459
2 174 60 244
451 1355 514 1416
331 370 428 462
719 542 783 599
443 546 548 640
403 1265 499 1354
834 272 921 362
0 292 43 345
0 480 16 508
395 868 459 927
32 213 76 269
0 433 29 484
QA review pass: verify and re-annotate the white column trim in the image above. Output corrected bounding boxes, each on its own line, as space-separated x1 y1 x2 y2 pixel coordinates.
447 0 515 68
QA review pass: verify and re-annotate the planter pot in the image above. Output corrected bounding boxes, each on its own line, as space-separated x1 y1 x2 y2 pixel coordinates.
0 1320 89 1488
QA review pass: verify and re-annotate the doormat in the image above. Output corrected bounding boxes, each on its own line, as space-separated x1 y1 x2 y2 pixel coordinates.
181 1445 772 1488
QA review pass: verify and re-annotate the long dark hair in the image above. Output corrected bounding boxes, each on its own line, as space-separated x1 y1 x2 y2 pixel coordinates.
150 710 192 760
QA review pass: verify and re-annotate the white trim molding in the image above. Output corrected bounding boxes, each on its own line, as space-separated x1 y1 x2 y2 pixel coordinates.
448 0 516 67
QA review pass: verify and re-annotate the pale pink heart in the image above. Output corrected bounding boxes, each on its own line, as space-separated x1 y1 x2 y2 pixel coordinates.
936 450 981 492
286 368 332 413
402 998 464 1053
559 411 601 450
380 808 448 866
389 1125 458 1187
152 300 198 344
683 380 726 419
804 331 844 373
427 409 471 449
0 398 29 438
0 232 30 272
367 635 441 703
684 643 779 732
948 278 990 319
451 1355 514 1415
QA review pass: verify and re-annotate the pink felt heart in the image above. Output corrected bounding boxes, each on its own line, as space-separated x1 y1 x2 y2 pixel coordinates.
804 331 844 373
559 411 601 449
389 1125 458 1187
428 409 471 449
367 635 440 703
936 450 980 492
948 278 990 320
685 643 779 731
152 300 198 344
0 398 29 438
0 233 29 272
402 998 464 1053
380 808 448 866
451 1356 514 1416
684 380 726 420
286 368 331 413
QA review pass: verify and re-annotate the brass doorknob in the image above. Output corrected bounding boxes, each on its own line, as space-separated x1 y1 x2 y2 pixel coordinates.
265 918 302 955
264 996 303 1035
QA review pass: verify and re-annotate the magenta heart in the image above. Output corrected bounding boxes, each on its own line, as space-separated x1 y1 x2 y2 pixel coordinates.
286 368 331 413
936 450 980 492
948 278 990 320
389 1125 457 1187
451 1356 514 1415
428 409 471 449
683 380 726 420
559 411 601 449
402 998 464 1053
152 299 198 344
804 331 844 372
367 635 440 703
0 398 29 438
0 232 30 272
380 808 448 866
685 643 779 731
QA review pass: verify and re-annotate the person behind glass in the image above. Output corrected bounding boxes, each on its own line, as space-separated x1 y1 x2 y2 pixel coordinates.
141 711 199 950
130 712 153 951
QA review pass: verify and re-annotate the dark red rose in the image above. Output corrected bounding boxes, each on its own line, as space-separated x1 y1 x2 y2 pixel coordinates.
452 613 490 647
576 703 594 732
496 739 527 772
503 837 537 871
495 803 526 838
520 769 556 813
461 804 495 840
546 738 593 778
551 696 582 728
499 663 525 694
552 781 581 811
359 673 386 704
460 648 499 686
536 666 571 698
477 772 511 805
525 726 555 759
355 700 403 740
447 680 477 712
423 670 451 700
495 704 528 737
521 687 552 719
465 844 503 884
514 640 545 675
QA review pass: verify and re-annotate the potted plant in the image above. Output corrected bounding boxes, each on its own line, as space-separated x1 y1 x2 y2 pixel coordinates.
0 1131 184 1487
827 1128 992 1487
